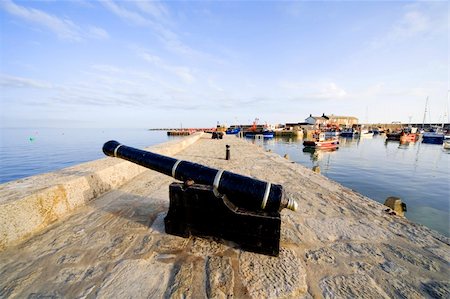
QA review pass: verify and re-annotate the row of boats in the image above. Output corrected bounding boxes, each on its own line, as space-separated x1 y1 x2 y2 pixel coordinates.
302 127 450 150
225 125 450 149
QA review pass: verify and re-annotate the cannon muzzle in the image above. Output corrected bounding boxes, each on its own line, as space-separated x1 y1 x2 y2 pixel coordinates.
103 140 297 212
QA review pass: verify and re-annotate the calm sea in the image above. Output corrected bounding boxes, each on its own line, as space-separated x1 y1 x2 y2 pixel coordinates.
250 135 450 237
0 128 168 183
1 128 449 237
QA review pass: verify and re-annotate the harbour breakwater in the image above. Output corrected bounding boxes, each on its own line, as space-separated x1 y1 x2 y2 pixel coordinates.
0 134 449 298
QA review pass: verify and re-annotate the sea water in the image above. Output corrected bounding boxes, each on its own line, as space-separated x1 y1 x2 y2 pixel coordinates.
252 135 450 237
0 128 168 183
1 129 449 237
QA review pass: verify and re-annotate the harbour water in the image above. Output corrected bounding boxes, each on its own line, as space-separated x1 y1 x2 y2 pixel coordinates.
252 135 450 237
1 128 449 237
0 128 168 183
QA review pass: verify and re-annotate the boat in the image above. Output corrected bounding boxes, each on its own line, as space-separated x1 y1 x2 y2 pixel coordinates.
422 128 445 144
386 131 402 141
400 127 419 143
340 128 356 137
243 118 274 139
400 133 419 143
369 128 380 135
303 132 339 149
359 129 374 138
244 130 274 139
323 127 340 137
225 127 241 135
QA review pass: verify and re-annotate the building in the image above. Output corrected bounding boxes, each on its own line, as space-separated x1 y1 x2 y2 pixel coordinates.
327 114 359 127
305 113 330 126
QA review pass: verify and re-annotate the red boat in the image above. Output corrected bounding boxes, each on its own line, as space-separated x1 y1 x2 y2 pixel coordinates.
400 128 419 143
303 132 339 149
400 133 419 143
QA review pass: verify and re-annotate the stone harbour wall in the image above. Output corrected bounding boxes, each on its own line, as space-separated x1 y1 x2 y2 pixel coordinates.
0 132 204 250
0 134 449 298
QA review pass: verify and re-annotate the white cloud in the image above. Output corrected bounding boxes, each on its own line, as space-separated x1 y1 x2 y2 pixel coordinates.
87 26 109 40
279 81 347 100
370 3 446 48
1 0 109 41
2 0 82 41
0 74 53 89
390 10 430 40
101 1 207 58
101 0 151 27
136 48 196 83
133 1 170 24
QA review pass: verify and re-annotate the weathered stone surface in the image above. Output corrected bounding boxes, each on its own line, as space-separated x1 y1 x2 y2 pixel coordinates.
320 274 390 299
305 247 336 265
165 262 194 299
0 134 449 298
206 256 234 299
96 255 172 298
189 237 227 257
421 280 450 298
239 248 308 298
305 217 389 242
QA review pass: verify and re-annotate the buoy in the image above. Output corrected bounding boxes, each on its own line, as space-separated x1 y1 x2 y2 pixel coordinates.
312 166 320 173
384 196 406 217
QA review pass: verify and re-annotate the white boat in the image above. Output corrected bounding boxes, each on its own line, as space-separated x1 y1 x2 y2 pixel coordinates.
359 129 374 138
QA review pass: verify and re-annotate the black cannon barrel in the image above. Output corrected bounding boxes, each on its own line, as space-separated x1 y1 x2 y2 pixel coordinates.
103 140 297 212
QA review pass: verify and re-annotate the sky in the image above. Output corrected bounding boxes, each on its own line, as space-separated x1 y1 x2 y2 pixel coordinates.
0 0 448 128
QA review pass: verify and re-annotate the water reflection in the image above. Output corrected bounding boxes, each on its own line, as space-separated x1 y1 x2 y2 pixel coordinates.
302 147 338 162
257 134 450 237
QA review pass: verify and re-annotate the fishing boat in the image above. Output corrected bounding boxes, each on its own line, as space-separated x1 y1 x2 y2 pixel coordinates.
400 127 419 143
422 128 445 144
386 131 402 141
225 127 241 135
340 128 356 137
303 132 339 149
243 118 275 139
244 130 274 138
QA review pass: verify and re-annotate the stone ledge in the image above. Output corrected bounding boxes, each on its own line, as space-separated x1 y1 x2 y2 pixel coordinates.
0 132 204 250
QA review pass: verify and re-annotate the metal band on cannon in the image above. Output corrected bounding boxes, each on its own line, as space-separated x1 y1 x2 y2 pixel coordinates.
103 140 297 212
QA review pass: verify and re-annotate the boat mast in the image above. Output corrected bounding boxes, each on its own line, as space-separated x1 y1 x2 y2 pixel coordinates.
422 96 428 128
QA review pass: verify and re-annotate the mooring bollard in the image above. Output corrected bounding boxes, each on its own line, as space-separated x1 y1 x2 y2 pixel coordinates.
384 196 407 217
226 144 230 160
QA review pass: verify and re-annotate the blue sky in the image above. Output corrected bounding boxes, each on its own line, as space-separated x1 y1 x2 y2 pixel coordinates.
0 0 448 128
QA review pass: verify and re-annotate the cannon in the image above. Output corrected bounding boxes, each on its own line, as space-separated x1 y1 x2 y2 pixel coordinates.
103 140 298 256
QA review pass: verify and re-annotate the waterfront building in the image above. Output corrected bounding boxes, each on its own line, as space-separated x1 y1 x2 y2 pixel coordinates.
305 113 330 126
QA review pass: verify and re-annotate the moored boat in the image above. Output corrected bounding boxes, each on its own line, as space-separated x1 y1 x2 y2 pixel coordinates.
386 131 402 141
359 129 374 138
422 128 445 144
340 128 356 137
244 130 274 139
225 127 241 135
303 132 339 149
400 127 419 143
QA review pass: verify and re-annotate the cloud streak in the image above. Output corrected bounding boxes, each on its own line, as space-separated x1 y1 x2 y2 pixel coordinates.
1 0 109 41
0 74 53 89
101 0 210 59
136 48 196 83
279 81 348 100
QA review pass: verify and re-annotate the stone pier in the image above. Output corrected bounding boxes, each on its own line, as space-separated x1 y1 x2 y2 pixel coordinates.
0 134 449 298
